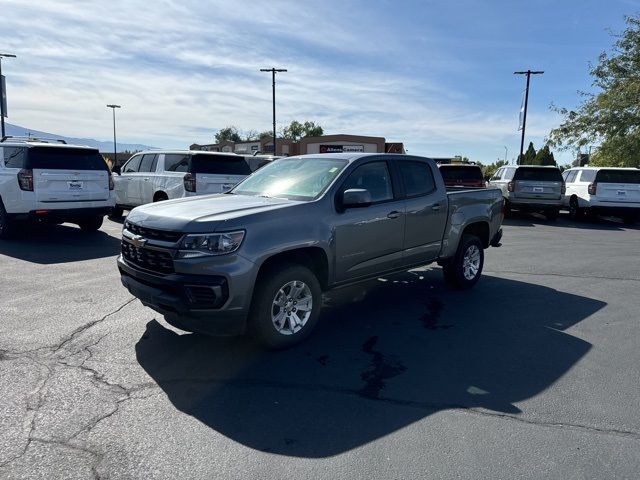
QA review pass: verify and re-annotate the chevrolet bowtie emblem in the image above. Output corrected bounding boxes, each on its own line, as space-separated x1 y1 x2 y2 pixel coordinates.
130 235 147 248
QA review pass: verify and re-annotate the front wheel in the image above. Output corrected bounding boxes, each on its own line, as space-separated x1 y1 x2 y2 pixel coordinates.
78 215 104 232
249 263 322 349
109 206 124 219
442 234 484 290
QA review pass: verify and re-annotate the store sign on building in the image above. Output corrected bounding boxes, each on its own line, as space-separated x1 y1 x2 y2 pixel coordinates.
319 144 364 153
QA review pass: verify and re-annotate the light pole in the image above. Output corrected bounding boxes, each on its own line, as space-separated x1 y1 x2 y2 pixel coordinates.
259 67 287 155
514 70 543 164
0 53 17 139
504 146 508 164
106 104 121 169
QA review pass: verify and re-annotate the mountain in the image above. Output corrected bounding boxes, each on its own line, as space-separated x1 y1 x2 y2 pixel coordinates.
3 123 156 153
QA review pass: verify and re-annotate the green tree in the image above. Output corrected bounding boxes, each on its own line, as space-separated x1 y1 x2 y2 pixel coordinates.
215 126 242 143
548 15 640 168
282 120 324 141
258 130 272 140
481 159 507 179
518 142 537 165
533 145 556 166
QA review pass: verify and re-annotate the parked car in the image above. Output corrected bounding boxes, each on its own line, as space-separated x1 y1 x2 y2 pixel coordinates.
438 164 485 188
245 154 281 172
562 167 640 223
0 137 115 238
118 153 504 348
111 150 252 218
488 165 565 220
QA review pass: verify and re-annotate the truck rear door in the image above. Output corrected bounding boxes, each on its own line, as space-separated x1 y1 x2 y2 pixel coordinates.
593 169 640 204
29 147 110 203
398 159 448 265
191 154 252 195
513 167 563 201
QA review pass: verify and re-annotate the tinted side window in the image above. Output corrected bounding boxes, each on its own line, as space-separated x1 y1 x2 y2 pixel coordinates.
580 170 596 183
123 155 142 173
3 147 27 168
566 170 578 183
191 154 252 175
139 154 158 173
399 161 436 196
343 162 393 203
504 168 516 180
164 154 190 172
491 168 503 181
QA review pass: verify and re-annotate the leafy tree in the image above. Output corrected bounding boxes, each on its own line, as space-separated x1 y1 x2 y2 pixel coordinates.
548 15 640 168
533 145 556 166
481 160 507 179
518 142 537 165
215 126 242 143
258 130 273 140
282 120 324 141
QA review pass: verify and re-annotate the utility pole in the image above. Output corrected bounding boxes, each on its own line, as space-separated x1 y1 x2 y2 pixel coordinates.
106 105 121 168
0 53 17 139
260 67 287 155
514 70 543 164
504 146 508 164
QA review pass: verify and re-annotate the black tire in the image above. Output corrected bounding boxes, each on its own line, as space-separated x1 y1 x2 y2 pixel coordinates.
78 215 104 232
545 208 559 221
249 263 322 349
623 214 636 225
503 199 512 217
109 206 124 219
153 192 168 202
569 197 583 221
442 234 484 290
0 200 15 239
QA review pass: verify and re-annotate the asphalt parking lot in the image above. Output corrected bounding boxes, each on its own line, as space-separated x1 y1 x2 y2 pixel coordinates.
0 214 639 479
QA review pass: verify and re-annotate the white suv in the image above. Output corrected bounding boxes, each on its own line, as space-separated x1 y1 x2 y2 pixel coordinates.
111 150 252 217
562 167 640 223
0 137 115 238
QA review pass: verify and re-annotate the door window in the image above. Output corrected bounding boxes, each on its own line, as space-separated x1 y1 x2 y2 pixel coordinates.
491 169 503 181
399 161 436 197
580 170 596 183
504 168 516 180
139 154 158 173
566 170 578 183
342 162 394 203
123 155 142 173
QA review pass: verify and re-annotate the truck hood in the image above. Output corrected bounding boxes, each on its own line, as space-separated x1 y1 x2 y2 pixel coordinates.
126 194 299 232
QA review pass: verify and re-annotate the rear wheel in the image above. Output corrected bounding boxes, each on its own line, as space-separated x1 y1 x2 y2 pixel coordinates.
153 192 168 202
569 197 583 220
623 214 637 225
109 206 124 219
249 263 322 349
442 234 484 290
78 215 104 232
545 208 559 221
0 201 15 239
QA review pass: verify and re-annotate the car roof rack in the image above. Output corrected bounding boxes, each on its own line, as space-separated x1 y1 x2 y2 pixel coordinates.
1 135 67 144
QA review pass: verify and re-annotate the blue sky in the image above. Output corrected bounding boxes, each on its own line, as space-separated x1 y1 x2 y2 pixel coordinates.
1 0 638 164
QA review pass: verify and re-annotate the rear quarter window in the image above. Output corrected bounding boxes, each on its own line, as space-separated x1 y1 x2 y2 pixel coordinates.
2 147 27 168
595 170 640 184
26 147 108 170
190 154 252 175
580 170 596 182
439 165 483 181
514 167 563 182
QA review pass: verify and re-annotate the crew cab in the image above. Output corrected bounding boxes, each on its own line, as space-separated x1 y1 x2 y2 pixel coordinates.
111 150 252 218
0 137 115 238
562 167 640 223
117 153 504 348
488 165 565 220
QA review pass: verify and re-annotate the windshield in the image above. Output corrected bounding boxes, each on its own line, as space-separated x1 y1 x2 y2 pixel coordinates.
231 157 348 200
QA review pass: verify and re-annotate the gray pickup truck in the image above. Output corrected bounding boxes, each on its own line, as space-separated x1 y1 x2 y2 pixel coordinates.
118 153 504 348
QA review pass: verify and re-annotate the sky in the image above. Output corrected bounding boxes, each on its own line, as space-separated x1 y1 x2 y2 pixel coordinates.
1 0 638 164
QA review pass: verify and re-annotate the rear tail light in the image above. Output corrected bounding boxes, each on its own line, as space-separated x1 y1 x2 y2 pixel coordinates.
561 183 566 194
18 169 34 191
184 173 196 193
507 181 515 193
588 183 597 195
109 174 115 190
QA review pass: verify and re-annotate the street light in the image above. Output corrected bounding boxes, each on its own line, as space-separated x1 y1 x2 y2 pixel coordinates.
504 146 508 164
259 67 287 155
106 104 121 169
0 53 17 139
514 70 543 164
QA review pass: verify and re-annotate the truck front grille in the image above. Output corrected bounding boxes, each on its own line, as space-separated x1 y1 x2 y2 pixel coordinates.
121 241 174 275
124 221 183 243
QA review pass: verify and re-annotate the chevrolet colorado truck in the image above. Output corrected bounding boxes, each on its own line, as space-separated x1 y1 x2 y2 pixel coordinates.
118 153 504 348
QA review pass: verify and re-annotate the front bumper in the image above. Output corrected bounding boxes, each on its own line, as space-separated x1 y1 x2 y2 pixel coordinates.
118 255 251 335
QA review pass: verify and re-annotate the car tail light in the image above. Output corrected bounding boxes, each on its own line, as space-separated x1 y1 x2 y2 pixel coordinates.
507 181 515 193
18 169 34 191
184 173 196 193
588 183 597 195
561 183 566 194
109 174 115 190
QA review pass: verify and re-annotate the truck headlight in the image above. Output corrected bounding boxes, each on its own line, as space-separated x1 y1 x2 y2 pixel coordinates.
177 231 245 258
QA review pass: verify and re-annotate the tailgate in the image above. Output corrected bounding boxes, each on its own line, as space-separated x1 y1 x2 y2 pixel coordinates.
34 169 110 202
595 182 640 204
195 174 246 195
514 180 562 200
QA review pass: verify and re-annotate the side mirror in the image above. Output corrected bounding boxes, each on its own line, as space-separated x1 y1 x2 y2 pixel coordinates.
112 165 121 175
342 188 372 209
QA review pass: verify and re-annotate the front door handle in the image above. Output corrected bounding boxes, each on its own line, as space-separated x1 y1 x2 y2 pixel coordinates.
387 211 401 219
143 178 150 181
431 203 441 211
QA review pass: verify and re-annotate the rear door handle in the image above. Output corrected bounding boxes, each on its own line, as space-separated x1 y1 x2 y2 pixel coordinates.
387 211 401 219
143 178 150 181
431 203 441 211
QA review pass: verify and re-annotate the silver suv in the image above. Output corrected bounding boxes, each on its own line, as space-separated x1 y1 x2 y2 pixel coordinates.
488 165 565 220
